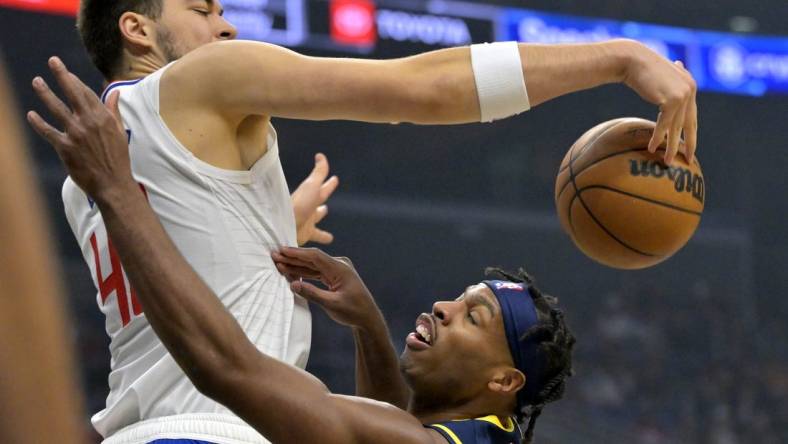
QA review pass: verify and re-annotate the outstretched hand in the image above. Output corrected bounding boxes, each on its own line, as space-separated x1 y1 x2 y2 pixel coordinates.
272 247 380 329
26 57 133 200
623 43 698 165
291 154 339 246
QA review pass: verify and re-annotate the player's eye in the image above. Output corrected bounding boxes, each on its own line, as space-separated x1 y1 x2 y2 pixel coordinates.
468 311 478 325
193 9 210 16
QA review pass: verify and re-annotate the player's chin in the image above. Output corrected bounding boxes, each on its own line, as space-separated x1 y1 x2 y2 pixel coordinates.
399 349 430 379
401 340 437 376
401 345 427 365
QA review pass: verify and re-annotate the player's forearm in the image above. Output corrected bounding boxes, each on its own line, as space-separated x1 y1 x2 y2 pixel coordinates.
519 39 634 107
93 182 257 391
353 311 410 408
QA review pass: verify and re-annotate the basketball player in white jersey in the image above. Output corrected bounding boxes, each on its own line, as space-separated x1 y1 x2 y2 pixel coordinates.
32 0 697 443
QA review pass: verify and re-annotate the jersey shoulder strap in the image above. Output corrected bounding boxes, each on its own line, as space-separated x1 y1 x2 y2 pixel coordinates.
425 415 521 444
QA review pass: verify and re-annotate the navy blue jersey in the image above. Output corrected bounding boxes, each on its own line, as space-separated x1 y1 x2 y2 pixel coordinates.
425 415 522 444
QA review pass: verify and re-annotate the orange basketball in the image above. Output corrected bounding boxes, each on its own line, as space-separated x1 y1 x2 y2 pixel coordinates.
555 118 705 269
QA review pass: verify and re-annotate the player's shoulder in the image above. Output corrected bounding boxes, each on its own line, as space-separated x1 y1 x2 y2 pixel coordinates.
425 415 521 444
160 39 307 121
162 40 285 86
159 40 283 115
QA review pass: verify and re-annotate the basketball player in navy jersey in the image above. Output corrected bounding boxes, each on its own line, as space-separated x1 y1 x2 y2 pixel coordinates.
31 1 695 442
28 63 574 443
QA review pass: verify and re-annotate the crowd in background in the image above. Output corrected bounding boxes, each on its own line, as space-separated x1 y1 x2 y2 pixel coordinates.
563 277 787 443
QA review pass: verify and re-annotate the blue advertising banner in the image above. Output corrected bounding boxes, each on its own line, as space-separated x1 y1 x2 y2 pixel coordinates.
499 8 788 96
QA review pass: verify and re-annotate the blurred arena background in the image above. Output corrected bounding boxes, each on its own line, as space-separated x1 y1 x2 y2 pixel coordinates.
1 0 786 442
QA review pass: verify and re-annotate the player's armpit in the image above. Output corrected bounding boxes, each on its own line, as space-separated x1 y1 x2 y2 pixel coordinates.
160 40 480 125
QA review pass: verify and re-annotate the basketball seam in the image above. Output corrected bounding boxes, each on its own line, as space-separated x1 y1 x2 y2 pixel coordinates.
565 121 629 240
568 121 657 258
558 143 666 200
555 122 636 243
575 185 703 216
568 190 657 258
557 120 628 174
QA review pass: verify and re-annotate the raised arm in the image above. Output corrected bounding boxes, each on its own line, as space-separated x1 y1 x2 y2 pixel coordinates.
272 248 411 408
165 38 697 163
27 57 438 444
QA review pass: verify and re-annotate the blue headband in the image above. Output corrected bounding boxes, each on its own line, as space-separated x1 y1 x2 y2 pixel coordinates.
483 280 546 410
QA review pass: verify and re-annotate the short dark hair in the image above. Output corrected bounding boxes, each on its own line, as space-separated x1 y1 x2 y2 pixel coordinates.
77 0 163 79
485 267 576 444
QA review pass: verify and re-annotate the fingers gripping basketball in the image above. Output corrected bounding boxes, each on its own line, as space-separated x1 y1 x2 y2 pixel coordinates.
555 118 705 269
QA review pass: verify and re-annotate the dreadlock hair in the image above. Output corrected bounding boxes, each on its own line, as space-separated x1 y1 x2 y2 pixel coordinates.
484 267 576 444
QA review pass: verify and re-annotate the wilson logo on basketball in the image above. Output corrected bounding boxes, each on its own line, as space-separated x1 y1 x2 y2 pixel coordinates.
629 160 704 204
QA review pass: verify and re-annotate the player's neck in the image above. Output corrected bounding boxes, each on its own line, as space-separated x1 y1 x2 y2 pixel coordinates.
412 408 501 425
114 53 168 82
408 394 502 424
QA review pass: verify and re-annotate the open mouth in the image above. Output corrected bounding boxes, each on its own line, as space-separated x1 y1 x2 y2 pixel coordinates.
406 313 436 350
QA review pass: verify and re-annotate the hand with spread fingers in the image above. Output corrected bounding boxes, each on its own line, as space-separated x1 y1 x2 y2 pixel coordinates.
622 42 698 165
291 154 340 246
272 247 380 329
273 246 409 408
26 57 134 201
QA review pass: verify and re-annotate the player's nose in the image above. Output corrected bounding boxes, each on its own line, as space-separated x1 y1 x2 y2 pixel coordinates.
432 300 461 325
217 16 238 40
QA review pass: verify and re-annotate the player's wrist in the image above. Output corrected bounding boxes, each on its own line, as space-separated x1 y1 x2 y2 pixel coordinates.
613 38 648 84
351 307 387 334
91 176 141 210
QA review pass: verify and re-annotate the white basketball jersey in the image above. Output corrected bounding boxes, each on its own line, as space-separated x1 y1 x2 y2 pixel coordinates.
62 64 311 444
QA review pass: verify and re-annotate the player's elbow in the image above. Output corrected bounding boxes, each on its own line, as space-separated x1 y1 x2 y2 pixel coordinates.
190 359 252 405
188 366 223 399
182 355 232 400
185 344 256 402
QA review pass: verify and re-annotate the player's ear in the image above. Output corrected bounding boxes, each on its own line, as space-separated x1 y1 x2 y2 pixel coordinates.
118 12 156 51
488 367 525 396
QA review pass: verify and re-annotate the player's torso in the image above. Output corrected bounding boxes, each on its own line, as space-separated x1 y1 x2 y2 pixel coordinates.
62 64 311 442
